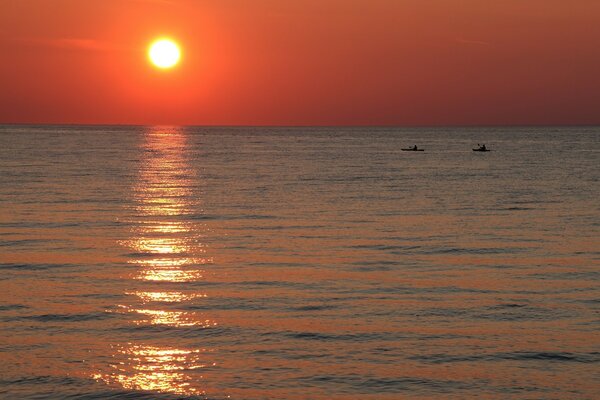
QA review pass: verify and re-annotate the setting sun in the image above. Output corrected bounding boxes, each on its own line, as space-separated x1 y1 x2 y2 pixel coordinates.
148 39 181 69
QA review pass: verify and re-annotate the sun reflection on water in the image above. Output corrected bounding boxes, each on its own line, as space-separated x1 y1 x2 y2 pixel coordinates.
134 309 216 327
128 291 206 303
93 345 214 396
135 265 205 282
96 127 216 397
130 237 189 254
114 305 216 327
142 220 191 234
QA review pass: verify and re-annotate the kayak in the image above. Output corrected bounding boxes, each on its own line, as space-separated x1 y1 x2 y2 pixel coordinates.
472 148 490 152
401 148 424 151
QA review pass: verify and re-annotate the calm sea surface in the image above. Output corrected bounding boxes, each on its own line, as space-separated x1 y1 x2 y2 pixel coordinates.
0 126 598 399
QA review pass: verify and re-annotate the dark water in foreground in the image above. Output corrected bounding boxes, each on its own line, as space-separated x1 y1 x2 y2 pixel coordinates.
0 125 598 399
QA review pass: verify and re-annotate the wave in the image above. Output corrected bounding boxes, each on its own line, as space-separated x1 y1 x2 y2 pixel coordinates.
0 263 79 270
412 351 600 364
0 375 213 400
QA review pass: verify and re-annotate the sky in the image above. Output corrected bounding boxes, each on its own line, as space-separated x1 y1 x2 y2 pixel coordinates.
1 0 599 126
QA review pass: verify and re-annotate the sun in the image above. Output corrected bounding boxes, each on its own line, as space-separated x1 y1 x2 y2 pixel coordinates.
148 39 181 69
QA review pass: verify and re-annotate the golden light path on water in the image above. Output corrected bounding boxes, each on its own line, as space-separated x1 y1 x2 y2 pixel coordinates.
129 291 206 303
94 127 216 396
94 345 214 396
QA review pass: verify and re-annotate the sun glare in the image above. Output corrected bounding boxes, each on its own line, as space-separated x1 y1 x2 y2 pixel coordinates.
148 39 181 69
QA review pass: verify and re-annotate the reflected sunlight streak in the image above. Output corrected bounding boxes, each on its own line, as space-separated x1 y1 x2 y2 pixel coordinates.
135 267 205 282
93 345 214 396
129 291 207 303
96 127 216 397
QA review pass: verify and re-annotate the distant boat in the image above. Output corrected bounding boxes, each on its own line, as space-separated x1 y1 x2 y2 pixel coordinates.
401 146 424 151
473 144 490 152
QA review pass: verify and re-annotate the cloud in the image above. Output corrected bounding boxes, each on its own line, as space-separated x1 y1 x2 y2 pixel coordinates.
17 37 115 51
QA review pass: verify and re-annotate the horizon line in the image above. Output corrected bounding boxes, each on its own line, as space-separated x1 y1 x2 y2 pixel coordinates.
2 122 600 129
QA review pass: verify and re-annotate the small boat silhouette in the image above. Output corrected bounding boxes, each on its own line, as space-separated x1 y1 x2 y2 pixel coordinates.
401 145 424 152
473 144 490 152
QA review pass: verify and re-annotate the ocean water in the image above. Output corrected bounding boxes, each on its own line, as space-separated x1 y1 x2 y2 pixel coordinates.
0 125 598 399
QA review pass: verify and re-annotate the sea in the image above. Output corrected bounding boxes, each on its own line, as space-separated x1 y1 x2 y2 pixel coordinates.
0 125 598 399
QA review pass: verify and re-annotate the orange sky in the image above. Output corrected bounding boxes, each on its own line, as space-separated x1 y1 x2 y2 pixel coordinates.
1 0 599 126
